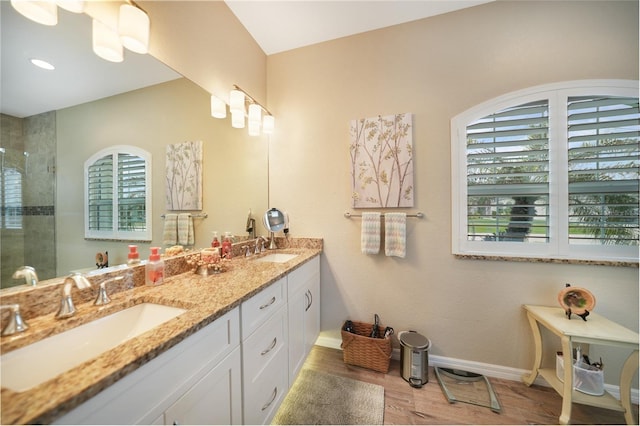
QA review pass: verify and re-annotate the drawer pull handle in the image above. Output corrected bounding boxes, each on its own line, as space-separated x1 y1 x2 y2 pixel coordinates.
261 337 277 355
259 296 276 310
261 387 278 411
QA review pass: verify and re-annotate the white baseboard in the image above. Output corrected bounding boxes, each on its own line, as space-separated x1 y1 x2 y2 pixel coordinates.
315 337 639 405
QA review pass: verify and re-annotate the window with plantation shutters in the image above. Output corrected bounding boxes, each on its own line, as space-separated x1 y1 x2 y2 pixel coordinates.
452 80 639 262
85 146 152 241
2 168 22 230
466 100 550 243
567 96 639 246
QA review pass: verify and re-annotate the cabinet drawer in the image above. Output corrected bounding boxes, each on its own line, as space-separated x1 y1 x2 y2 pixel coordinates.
287 256 319 296
242 305 287 381
242 345 288 425
241 278 286 339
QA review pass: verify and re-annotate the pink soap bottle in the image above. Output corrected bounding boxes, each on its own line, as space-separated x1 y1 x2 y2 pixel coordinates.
145 247 164 286
221 234 232 259
211 231 221 248
127 245 140 266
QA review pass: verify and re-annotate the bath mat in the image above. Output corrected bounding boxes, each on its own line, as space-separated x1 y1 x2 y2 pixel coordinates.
435 367 502 413
271 368 384 425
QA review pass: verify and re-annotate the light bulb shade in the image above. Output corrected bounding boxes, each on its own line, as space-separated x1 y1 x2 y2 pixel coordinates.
92 19 123 63
11 0 57 26
231 111 245 129
119 4 149 54
56 0 84 13
248 120 261 136
229 90 245 114
248 103 262 124
211 96 226 119
262 115 275 134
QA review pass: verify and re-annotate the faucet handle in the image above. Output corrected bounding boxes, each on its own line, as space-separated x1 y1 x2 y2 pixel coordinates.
94 276 124 306
1 304 29 336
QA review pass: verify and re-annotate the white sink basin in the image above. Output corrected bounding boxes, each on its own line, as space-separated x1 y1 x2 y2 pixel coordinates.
255 253 299 263
1 303 186 392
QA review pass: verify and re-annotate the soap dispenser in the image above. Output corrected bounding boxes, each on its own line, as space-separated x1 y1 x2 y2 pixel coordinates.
211 231 221 248
127 245 140 266
146 247 164 286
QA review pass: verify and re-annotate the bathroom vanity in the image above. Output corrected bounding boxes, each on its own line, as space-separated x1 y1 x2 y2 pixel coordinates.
0 242 321 425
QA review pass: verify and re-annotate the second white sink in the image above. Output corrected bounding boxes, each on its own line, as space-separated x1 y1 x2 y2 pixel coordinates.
1 303 186 392
255 253 298 263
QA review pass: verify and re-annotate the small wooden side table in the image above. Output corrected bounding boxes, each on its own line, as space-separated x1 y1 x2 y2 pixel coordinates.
522 305 639 425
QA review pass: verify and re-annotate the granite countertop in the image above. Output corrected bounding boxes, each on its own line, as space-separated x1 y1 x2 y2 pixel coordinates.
0 242 322 425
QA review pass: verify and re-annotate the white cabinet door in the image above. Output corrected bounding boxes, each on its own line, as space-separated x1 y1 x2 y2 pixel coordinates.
286 256 320 385
164 346 242 425
305 278 320 354
287 287 306 385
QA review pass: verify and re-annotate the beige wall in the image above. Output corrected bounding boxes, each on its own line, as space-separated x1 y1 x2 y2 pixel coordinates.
266 1 639 380
139 0 267 106
56 78 268 273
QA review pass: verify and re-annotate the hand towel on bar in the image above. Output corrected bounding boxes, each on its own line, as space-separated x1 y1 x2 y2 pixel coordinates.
177 213 194 246
361 212 381 255
162 213 178 246
385 213 406 258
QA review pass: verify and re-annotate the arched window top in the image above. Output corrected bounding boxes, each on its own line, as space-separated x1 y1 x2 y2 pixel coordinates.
451 80 639 263
84 145 152 241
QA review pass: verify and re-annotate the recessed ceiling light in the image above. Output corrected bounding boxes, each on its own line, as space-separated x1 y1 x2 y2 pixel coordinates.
30 58 55 70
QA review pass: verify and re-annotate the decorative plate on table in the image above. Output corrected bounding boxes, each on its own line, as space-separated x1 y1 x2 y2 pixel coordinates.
557 286 596 315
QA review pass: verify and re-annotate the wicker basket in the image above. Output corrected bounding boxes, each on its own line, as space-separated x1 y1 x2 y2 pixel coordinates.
341 320 392 373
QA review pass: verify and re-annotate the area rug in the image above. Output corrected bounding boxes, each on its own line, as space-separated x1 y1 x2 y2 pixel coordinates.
271 368 385 425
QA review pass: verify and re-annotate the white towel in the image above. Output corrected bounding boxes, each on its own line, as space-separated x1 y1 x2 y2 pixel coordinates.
361 212 381 255
162 213 178 245
177 213 194 246
385 213 406 258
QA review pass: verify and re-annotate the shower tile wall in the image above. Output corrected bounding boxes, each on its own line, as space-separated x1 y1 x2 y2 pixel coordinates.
1 112 56 287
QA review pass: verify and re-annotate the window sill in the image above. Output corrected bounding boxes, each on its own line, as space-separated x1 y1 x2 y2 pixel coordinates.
454 254 638 268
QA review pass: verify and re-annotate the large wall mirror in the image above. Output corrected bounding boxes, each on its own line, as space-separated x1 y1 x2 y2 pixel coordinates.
0 2 269 288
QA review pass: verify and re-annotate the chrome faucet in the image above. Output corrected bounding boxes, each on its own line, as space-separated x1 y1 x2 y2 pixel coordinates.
0 304 29 336
254 236 267 254
94 276 124 306
56 273 92 319
12 266 38 286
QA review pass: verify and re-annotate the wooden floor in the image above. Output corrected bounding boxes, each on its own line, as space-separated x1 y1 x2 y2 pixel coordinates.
302 345 638 425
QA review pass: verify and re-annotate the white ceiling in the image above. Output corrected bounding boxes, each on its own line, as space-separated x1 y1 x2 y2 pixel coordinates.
1 1 490 118
225 0 493 55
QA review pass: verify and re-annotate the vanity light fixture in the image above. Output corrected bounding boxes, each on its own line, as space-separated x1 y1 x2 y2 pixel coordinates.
218 84 275 136
56 0 85 13
211 96 226 119
92 18 124 63
231 111 245 129
229 89 245 114
11 0 58 26
118 2 150 54
262 114 275 134
13 0 149 63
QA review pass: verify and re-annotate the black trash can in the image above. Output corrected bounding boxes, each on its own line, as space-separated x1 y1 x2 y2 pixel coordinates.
399 330 431 388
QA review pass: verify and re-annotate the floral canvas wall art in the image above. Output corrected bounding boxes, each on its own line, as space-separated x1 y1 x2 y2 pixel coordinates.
166 140 203 210
350 113 414 208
